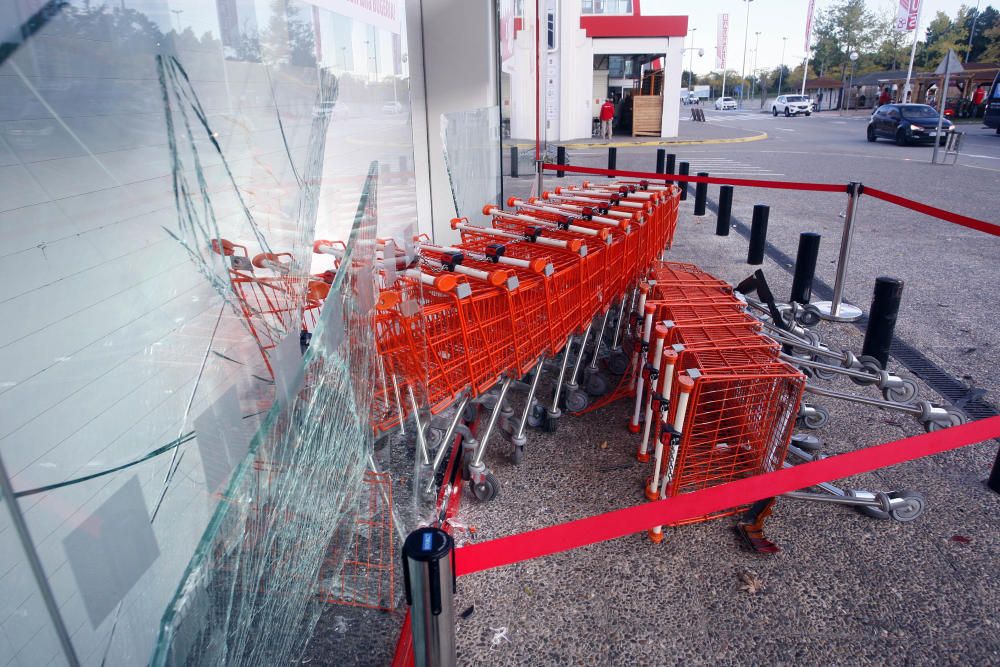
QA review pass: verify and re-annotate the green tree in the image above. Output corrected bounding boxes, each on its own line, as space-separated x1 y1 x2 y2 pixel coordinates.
809 0 879 82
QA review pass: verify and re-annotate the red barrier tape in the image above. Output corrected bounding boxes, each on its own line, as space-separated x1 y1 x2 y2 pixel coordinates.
862 187 1000 238
454 416 1000 576
541 162 846 193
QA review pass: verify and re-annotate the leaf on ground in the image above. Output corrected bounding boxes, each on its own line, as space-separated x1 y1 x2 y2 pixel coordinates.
738 569 765 594
950 535 972 544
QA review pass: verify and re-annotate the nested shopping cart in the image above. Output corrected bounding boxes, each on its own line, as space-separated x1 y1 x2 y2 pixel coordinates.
650 347 805 531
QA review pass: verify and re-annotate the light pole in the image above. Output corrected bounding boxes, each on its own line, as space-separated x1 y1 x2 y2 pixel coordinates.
739 0 754 108
846 50 858 111
777 37 787 95
687 28 698 90
751 31 761 103
966 0 982 63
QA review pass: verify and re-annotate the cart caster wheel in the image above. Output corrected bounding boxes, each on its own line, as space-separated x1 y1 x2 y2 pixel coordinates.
608 350 630 376
463 403 478 423
425 427 444 451
542 413 559 433
888 490 926 522
511 445 524 465
882 378 918 404
564 389 590 413
925 409 966 432
848 490 892 520
851 355 883 385
585 372 610 397
810 365 836 381
798 405 830 430
797 307 821 328
470 473 500 502
526 404 545 429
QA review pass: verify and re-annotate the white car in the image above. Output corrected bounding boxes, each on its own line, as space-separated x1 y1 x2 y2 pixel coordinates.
772 95 813 116
714 96 737 110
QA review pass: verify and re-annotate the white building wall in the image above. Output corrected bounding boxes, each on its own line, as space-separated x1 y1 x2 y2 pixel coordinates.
661 36 684 138
556 0 594 141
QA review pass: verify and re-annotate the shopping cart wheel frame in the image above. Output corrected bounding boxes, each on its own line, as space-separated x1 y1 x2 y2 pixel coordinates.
584 371 610 397
797 404 830 430
887 490 926 522
541 412 559 433
850 355 883 385
607 350 630 376
563 388 590 413
470 473 500 501
882 377 918 404
925 408 965 432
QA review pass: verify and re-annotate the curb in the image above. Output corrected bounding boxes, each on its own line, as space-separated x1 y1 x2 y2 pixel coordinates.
504 131 769 150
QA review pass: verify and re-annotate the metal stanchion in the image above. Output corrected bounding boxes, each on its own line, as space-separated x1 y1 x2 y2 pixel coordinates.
988 447 1000 495
747 204 769 265
677 161 689 201
655 148 666 174
813 182 864 322
608 147 617 171
535 159 544 198
665 153 676 185
716 185 733 236
693 172 708 216
403 527 457 667
556 146 566 178
790 232 821 304
510 146 519 178
862 277 904 368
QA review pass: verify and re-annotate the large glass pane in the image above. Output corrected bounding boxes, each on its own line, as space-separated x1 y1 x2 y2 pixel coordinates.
0 0 426 664
441 106 502 227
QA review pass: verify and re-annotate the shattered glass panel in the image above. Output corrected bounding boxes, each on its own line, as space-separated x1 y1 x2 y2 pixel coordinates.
0 1 428 665
441 106 502 228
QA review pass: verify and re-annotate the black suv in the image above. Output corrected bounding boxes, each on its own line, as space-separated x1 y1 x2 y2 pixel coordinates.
867 104 953 146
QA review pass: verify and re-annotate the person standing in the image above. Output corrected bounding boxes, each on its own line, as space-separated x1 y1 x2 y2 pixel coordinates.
599 98 615 141
973 85 986 118
878 87 891 108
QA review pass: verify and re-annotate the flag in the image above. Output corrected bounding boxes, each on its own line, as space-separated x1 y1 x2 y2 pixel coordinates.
895 0 920 32
804 0 816 51
716 14 729 69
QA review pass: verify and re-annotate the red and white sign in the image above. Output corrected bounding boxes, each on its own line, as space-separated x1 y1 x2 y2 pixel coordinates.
310 0 401 34
895 0 920 32
716 13 729 70
804 0 816 51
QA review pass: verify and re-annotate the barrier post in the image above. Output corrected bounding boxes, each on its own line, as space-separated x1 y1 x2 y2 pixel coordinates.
556 146 566 178
608 147 617 171
716 185 733 236
747 204 769 265
665 153 676 185
535 159 544 199
813 181 864 322
678 161 689 201
861 277 904 368
989 448 1000 494
402 527 456 667
510 146 518 178
790 232 822 304
655 148 666 174
693 172 709 216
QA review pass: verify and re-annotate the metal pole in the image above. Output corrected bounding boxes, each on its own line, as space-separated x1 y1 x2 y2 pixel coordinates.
402 527 456 667
739 0 753 109
813 182 864 322
535 159 544 198
777 37 786 95
966 1 981 64
932 56 952 165
0 452 81 667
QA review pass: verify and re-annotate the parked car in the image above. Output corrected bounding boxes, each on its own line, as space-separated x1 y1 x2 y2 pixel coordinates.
714 96 737 110
381 101 404 114
684 93 700 105
867 104 953 145
772 95 812 116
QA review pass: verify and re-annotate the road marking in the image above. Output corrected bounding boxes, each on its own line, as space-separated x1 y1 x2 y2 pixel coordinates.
962 153 1000 160
559 131 768 149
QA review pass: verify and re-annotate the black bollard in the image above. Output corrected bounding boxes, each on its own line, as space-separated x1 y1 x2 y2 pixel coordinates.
510 146 519 178
608 146 617 171
693 172 709 216
557 146 566 178
656 148 666 174
678 161 689 201
716 185 733 236
665 153 676 185
747 204 769 265
790 232 822 304
989 447 1000 494
862 277 904 368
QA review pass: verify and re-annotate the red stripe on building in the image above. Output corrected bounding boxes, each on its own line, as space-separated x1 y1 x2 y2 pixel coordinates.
580 15 688 38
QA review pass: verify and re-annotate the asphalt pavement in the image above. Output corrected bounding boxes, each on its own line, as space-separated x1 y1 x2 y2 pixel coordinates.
309 109 1000 666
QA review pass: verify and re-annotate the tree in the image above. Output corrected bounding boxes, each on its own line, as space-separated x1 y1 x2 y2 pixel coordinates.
983 21 1000 62
919 9 969 67
966 6 1000 62
809 0 880 82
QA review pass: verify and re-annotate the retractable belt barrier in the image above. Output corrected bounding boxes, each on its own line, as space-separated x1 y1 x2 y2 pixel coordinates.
541 163 1000 237
454 416 1000 576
